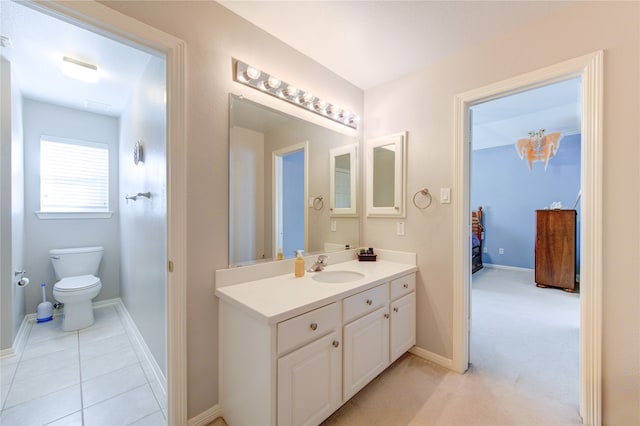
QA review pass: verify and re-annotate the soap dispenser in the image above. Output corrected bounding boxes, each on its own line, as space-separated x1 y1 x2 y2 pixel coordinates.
294 250 305 277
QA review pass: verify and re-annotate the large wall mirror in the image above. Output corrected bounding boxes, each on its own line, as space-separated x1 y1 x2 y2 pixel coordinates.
229 94 360 266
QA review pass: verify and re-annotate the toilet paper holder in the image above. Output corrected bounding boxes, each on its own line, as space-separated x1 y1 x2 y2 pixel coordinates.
15 270 29 287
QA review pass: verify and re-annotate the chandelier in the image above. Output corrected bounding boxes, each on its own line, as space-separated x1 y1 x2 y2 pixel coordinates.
515 129 561 170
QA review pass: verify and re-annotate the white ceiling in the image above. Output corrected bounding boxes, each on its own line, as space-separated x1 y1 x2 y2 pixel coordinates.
0 1 153 116
1 1 580 148
218 0 572 90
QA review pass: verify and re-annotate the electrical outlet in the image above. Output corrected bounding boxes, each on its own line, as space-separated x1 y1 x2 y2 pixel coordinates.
498 248 504 255
331 220 337 232
483 247 488 253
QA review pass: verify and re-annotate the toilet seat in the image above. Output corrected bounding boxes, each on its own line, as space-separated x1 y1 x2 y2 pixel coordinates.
54 275 101 292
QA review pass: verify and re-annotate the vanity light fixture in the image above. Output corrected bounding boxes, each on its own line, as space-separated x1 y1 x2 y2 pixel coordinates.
234 59 359 129
61 56 99 83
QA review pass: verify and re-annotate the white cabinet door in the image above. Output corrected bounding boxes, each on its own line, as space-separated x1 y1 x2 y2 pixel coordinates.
343 305 389 401
390 292 416 363
277 331 342 426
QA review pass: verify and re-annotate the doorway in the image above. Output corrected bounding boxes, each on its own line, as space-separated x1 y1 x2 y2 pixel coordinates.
273 142 308 259
468 77 582 413
0 1 187 424
452 52 603 425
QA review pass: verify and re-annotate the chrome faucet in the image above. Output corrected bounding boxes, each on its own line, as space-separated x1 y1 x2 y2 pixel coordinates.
308 255 328 272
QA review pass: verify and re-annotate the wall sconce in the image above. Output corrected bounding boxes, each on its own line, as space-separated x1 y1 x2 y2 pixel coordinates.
234 59 359 129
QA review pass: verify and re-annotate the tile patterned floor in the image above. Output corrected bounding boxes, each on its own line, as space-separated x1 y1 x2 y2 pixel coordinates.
0 306 166 426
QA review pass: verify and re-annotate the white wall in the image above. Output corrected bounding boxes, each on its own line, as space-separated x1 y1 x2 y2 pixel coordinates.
230 126 265 264
0 58 25 351
363 2 639 424
119 55 167 373
101 1 363 417
22 99 121 314
10 61 25 343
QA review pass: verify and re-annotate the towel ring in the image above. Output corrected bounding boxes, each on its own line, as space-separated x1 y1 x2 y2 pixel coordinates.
412 188 433 210
312 196 324 211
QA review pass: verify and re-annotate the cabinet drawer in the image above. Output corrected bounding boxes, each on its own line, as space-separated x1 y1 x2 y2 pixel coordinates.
390 273 415 300
278 303 339 355
343 284 388 323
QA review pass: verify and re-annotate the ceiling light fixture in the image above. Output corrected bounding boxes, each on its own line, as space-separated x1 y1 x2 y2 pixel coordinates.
61 56 99 83
233 59 359 129
515 129 561 170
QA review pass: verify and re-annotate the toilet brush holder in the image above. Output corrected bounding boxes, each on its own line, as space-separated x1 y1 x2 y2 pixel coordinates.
36 282 53 323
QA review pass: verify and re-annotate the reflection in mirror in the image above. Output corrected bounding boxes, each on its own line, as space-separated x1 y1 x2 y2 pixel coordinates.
229 95 360 267
373 144 395 207
366 132 407 217
329 144 357 216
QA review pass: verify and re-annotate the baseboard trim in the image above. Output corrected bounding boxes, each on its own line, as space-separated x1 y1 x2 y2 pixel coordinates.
409 346 453 369
188 404 222 426
0 347 16 359
1 314 31 359
483 263 534 272
113 300 167 398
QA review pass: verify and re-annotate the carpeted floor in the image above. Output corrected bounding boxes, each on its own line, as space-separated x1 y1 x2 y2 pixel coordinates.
211 266 581 426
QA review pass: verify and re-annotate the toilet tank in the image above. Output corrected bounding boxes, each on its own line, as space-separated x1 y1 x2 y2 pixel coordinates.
49 246 104 280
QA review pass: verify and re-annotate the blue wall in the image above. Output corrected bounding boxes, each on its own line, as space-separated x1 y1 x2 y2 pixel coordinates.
471 134 581 269
282 150 305 257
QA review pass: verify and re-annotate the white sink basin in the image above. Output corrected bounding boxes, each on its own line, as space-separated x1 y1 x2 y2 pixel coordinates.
312 270 365 284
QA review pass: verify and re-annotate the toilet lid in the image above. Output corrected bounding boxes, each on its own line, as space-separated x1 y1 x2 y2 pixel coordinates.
55 275 101 292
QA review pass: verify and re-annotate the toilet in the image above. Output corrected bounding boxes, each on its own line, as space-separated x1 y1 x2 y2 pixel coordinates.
49 246 103 332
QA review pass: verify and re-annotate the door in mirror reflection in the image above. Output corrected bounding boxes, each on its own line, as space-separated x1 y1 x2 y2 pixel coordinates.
273 142 308 259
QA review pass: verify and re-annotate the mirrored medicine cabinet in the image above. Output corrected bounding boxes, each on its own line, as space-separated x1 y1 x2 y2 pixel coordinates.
329 144 357 217
366 132 407 217
228 94 360 267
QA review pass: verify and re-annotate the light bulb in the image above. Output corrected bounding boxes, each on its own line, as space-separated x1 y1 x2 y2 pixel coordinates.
283 85 298 97
244 66 260 80
314 99 327 112
299 92 314 104
264 76 281 90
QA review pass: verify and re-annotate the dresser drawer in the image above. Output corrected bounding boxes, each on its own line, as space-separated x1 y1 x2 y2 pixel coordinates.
390 273 415 300
343 284 389 323
277 303 339 355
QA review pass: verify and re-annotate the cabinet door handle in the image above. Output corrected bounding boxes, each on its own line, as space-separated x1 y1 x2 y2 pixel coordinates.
310 323 318 331
393 306 399 312
403 283 409 289
332 340 340 348
366 299 373 305
384 313 389 319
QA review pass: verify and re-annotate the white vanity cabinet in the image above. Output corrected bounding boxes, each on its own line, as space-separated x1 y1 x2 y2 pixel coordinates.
216 257 417 426
390 274 416 363
342 285 390 400
277 304 342 426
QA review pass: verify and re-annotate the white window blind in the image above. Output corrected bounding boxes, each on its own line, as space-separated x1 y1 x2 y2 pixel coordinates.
40 136 109 212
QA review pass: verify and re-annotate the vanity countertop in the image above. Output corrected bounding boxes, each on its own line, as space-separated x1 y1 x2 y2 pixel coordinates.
215 259 417 325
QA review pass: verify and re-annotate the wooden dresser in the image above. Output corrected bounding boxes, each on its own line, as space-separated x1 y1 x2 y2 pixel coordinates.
535 209 577 291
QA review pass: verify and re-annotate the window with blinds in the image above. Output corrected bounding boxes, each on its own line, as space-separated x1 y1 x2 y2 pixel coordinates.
40 136 109 213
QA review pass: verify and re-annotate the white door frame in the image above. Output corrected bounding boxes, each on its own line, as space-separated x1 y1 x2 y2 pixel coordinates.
452 51 603 425
272 142 309 257
34 1 188 424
